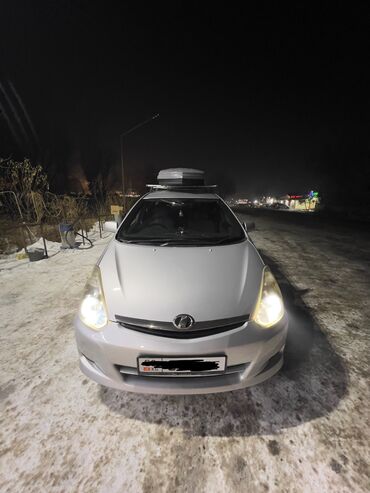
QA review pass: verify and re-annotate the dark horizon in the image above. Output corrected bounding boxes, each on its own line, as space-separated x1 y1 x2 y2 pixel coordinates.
1 2 369 203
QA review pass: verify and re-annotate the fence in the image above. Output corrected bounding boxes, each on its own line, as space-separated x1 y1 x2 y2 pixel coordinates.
0 191 139 255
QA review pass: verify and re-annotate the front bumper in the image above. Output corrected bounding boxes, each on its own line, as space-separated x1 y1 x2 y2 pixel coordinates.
74 315 288 395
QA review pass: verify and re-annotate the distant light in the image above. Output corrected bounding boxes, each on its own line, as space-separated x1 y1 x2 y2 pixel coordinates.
307 190 319 200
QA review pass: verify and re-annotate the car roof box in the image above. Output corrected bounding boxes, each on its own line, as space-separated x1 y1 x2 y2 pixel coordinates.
157 168 205 185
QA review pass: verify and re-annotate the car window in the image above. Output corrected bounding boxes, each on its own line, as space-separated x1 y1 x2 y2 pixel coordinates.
116 198 245 245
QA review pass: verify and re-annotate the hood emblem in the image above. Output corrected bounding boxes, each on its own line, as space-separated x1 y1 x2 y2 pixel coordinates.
173 314 194 329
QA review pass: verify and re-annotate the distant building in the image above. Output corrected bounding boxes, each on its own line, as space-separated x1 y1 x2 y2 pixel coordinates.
279 191 320 211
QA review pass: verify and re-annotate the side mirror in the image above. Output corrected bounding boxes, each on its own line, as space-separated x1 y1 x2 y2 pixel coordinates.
103 221 118 233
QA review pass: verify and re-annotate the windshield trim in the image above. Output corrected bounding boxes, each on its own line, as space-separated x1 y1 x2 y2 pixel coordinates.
115 236 248 247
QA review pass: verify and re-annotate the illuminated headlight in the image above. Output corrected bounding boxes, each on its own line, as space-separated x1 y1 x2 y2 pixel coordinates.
79 266 108 330
252 267 284 328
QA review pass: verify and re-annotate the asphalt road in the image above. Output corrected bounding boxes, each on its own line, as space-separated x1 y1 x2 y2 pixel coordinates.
0 215 369 492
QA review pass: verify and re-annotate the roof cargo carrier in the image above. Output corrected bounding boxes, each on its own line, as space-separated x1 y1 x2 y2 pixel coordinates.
146 168 217 192
157 168 205 185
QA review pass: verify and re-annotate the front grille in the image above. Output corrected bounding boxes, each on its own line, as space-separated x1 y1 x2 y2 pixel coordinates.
115 314 249 338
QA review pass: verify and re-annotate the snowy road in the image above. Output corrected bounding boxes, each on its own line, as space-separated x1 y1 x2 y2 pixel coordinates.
0 217 369 492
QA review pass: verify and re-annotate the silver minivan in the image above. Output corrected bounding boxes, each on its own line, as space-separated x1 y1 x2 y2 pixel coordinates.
74 169 288 394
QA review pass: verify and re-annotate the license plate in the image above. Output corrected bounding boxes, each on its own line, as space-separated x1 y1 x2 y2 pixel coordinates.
137 356 226 375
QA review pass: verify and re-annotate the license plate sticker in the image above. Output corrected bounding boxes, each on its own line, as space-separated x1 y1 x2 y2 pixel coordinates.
138 356 226 375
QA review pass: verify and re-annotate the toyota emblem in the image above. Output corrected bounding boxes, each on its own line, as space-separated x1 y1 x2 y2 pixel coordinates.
173 314 194 329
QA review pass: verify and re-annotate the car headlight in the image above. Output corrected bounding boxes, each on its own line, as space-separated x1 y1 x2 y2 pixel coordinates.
252 266 284 328
79 266 108 330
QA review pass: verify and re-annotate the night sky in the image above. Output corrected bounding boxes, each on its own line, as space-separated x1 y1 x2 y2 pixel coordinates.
0 2 369 201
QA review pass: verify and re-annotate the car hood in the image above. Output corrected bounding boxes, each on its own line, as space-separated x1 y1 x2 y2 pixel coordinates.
99 239 264 323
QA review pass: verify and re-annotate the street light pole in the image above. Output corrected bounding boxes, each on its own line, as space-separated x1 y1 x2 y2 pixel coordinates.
120 113 159 211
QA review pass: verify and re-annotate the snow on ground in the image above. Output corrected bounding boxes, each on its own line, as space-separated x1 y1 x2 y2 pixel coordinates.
0 215 369 492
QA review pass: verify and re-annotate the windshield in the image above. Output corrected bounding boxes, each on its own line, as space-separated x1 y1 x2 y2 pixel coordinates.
116 198 245 245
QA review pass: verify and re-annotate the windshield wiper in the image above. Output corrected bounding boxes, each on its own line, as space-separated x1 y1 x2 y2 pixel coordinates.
164 237 243 246
117 236 244 246
210 237 243 245
117 237 178 245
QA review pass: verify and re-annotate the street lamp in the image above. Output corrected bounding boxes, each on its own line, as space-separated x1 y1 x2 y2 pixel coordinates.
120 113 159 211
